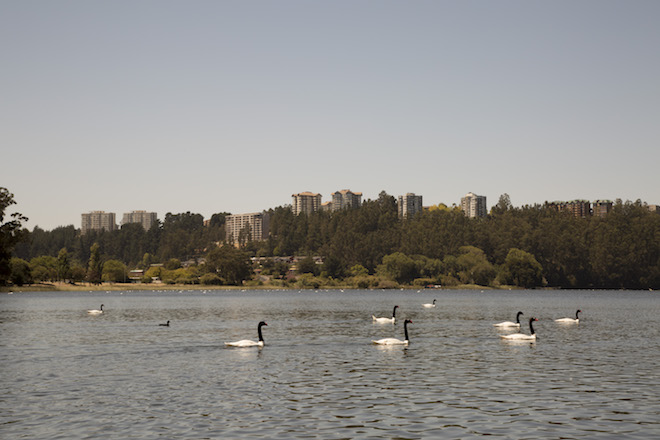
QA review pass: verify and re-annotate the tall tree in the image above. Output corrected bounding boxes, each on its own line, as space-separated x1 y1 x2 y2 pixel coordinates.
87 243 102 284
0 187 28 284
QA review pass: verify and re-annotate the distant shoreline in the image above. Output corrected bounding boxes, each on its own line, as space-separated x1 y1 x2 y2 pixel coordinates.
2 282 505 292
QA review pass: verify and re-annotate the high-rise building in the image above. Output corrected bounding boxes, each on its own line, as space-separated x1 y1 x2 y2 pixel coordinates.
592 200 613 218
398 193 423 219
460 192 487 218
225 212 270 246
81 211 117 234
548 200 591 218
292 192 322 215
122 210 158 230
331 189 362 211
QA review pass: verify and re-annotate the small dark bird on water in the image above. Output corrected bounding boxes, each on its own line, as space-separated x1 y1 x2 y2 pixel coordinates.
159 321 170 327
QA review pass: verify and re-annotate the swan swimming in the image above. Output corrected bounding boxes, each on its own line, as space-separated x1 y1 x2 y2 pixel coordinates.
494 311 524 328
422 299 437 308
159 320 170 327
373 319 412 345
225 321 267 347
87 304 104 315
372 305 399 324
555 309 581 323
500 317 538 341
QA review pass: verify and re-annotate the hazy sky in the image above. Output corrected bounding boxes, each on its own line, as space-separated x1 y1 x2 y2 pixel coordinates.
3 1 659 231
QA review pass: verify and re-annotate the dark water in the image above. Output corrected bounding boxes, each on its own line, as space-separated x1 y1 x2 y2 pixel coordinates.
1 289 659 439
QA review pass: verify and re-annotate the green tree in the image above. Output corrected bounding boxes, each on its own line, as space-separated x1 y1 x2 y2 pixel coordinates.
30 255 57 282
57 248 71 281
455 246 496 286
0 188 28 285
87 243 102 284
379 252 417 284
297 256 318 275
205 246 252 285
499 248 544 288
102 259 127 283
9 257 32 286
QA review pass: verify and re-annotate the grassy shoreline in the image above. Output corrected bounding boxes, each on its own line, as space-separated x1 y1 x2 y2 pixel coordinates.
1 282 505 292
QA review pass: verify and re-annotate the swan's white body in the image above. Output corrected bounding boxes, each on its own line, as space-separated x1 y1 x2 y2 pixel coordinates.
500 317 537 341
225 321 267 347
225 339 264 347
373 319 412 345
87 304 104 315
373 305 398 323
422 299 436 308
555 310 581 323
494 311 524 328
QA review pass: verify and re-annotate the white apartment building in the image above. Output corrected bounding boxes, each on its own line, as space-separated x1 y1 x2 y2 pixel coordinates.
331 189 362 211
460 192 487 218
122 210 158 230
292 192 322 215
81 211 117 234
225 212 270 246
398 193 423 219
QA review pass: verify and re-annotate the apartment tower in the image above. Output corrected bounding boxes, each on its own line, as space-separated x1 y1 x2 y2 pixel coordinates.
292 192 322 215
81 211 117 234
398 193 423 219
460 192 487 218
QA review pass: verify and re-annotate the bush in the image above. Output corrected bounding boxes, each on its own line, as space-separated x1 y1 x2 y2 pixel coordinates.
200 273 223 285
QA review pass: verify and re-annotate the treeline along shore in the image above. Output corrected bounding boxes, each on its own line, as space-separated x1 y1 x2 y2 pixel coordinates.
5 192 660 290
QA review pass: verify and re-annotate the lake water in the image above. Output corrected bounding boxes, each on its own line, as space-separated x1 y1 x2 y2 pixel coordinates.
1 289 659 439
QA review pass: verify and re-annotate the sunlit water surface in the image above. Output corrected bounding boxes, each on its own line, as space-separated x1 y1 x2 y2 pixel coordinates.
1 289 659 439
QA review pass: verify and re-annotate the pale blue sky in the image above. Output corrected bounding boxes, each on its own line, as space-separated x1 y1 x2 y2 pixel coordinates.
3 1 659 230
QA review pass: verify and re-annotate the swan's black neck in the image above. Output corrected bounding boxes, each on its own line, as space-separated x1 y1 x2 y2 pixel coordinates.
392 306 398 318
100 304 104 311
432 299 436 305
257 323 265 342
529 318 536 335
516 311 523 324
404 320 410 341
575 310 581 319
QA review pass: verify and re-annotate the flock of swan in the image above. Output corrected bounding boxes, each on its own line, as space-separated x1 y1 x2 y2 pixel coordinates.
495 309 582 341
86 301 582 347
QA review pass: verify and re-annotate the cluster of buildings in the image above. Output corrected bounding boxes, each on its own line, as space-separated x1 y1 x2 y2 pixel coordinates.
81 210 157 234
81 192 659 245
547 200 614 218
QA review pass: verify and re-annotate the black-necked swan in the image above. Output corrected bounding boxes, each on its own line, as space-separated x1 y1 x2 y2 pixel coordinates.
225 321 267 347
373 319 412 345
494 311 524 328
422 299 437 308
372 305 399 323
159 320 170 327
87 304 104 315
555 309 581 323
500 317 538 340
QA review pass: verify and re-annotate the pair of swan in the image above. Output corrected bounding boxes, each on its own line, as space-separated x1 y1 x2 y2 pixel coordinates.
500 317 538 340
225 321 268 347
87 304 104 315
555 309 581 323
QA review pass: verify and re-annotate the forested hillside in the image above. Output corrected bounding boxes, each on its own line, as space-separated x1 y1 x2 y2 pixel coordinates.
8 193 660 289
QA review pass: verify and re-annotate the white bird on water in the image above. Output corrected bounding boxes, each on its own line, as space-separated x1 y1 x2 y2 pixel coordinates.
87 304 104 315
422 299 437 308
493 311 524 328
372 305 399 324
555 309 581 323
225 321 268 347
373 319 413 345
